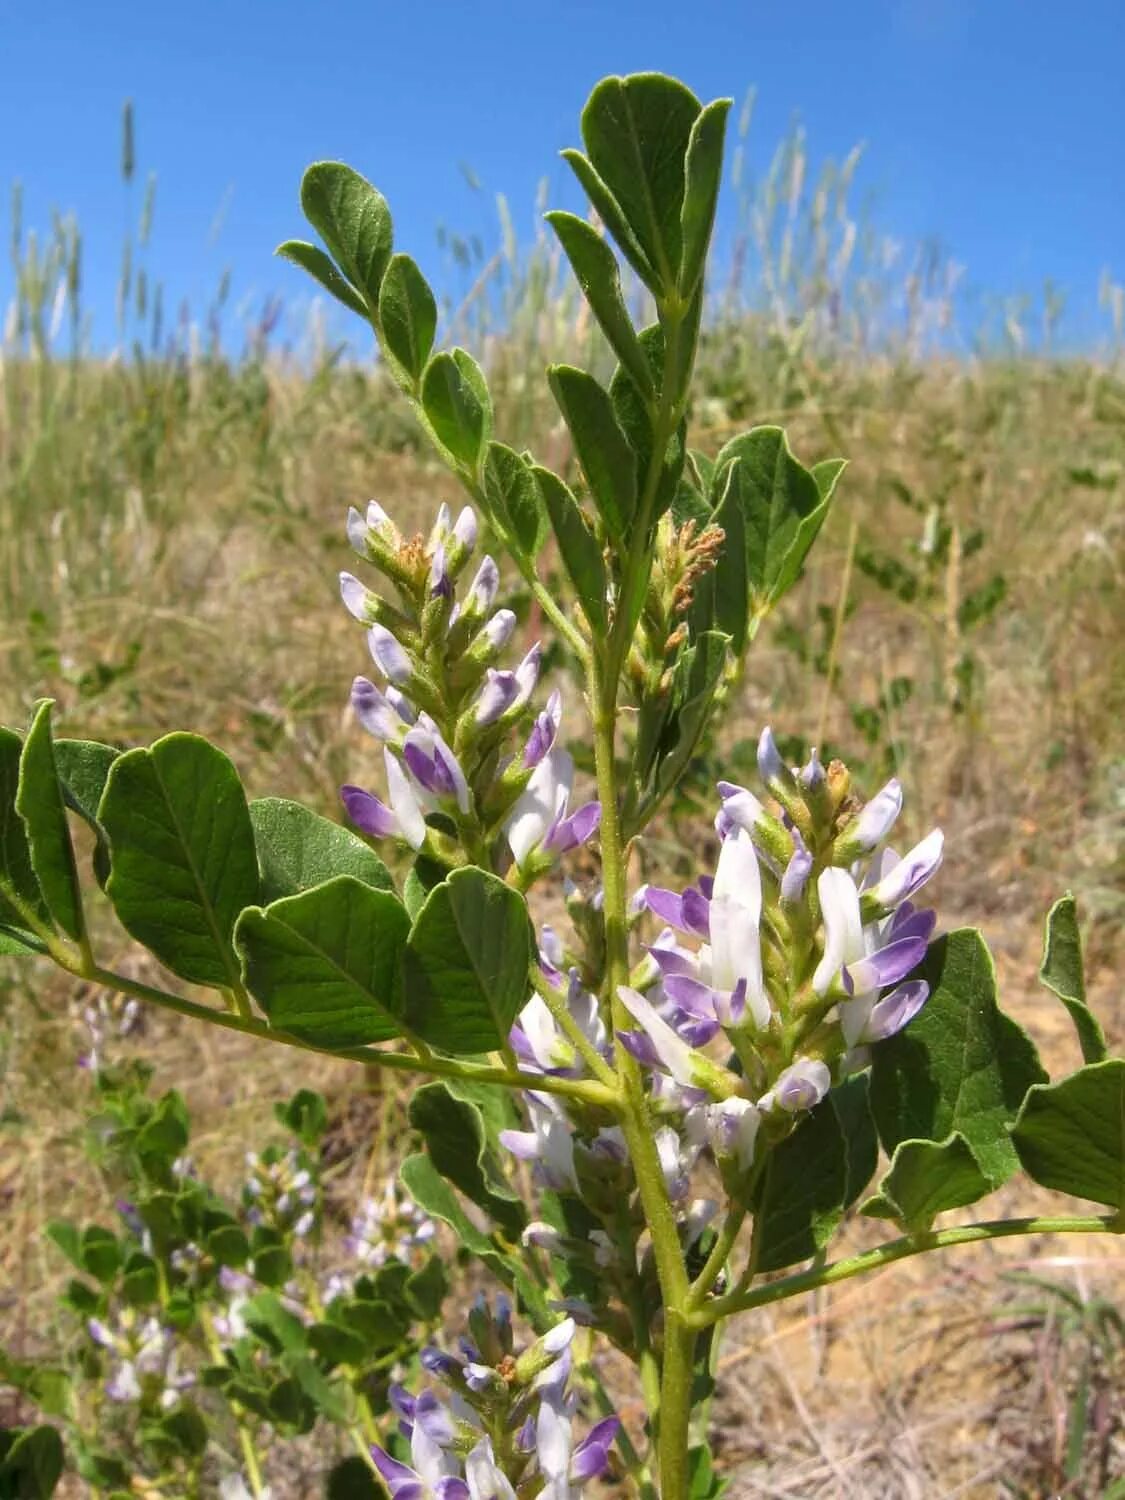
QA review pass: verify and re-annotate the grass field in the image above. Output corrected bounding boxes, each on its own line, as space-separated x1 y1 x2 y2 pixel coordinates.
2 132 1124 1495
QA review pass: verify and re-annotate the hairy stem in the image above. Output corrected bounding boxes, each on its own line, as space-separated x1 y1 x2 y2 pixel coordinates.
689 1213 1125 1329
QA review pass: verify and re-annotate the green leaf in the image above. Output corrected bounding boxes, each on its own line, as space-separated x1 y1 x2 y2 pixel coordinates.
249 797 393 905
399 1153 505 1272
483 442 549 560
1011 1059 1125 1211
276 1088 328 1146
0 728 46 930
870 929 1047 1188
752 1080 875 1273
409 1081 526 1239
679 98 730 296
98 734 259 991
326 1456 382 1500
421 349 490 470
275 240 368 318
45 1220 84 1273
534 467 607 631
652 631 730 805
79 1225 120 1283
547 365 637 542
236 875 410 1048
561 149 654 289
0 926 45 956
299 162 393 311
15 702 84 943
0 1424 65 1498
53 738 119 889
402 854 448 922
378 252 437 387
713 428 842 612
579 73 703 292
544 211 653 396
404 1254 447 1322
1039 893 1105 1064
692 462 749 652
862 1133 994 1231
402 868 532 1053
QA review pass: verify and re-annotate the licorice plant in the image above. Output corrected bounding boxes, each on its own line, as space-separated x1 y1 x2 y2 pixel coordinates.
2 72 1122 1500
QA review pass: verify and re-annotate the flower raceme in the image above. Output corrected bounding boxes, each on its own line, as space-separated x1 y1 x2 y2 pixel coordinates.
337 499 599 877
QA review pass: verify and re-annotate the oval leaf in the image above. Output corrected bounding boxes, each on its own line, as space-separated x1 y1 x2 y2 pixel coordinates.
547 364 637 542
98 733 259 990
402 867 532 1053
275 240 367 318
861 1132 994 1232
299 161 393 310
249 797 393 905
53 738 120 889
422 349 490 470
378 252 437 387
236 875 410 1048
1011 1059 1125 1211
16 700 85 942
409 1081 526 1239
870 929 1047 1188
544 211 653 396
533 467 607 631
483 442 549 560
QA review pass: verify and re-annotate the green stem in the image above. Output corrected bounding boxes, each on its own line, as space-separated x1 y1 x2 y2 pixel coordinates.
685 1200 749 1312
658 1310 698 1500
530 965 618 1088
689 1213 1124 1329
58 958 615 1108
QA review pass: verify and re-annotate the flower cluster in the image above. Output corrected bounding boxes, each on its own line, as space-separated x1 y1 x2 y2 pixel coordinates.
618 728 943 1149
373 1298 618 1499
344 1179 438 1270
338 499 598 878
88 1309 194 1409
242 1144 319 1240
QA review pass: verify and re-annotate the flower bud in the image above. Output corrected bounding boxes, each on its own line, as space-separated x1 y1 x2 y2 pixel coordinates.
833 777 903 861
474 669 519 726
758 1057 831 1114
339 571 378 624
513 1317 575 1385
367 624 413 685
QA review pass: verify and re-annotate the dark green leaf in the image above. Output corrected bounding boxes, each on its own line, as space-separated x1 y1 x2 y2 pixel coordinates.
679 99 731 295
275 240 367 318
378 252 437 386
653 631 730 804
53 738 119 889
402 854 448 922
99 733 259 990
579 73 703 292
79 1225 120 1283
404 1254 447 1321
44 1221 84 1274
299 162 392 310
0 728 46 930
1011 1059 1125 1210
16 701 84 942
713 428 842 611
308 1322 367 1368
1039 893 1105 1064
409 1081 526 1239
561 149 654 288
402 867 532 1053
545 211 653 396
547 365 636 542
862 1133 994 1231
871 929 1047 1188
422 350 490 470
483 442 549 560
0 1424 64 1498
236 875 410 1048
276 1088 328 1145
534 467 607 631
326 1456 382 1500
249 797 393 905
752 1081 873 1273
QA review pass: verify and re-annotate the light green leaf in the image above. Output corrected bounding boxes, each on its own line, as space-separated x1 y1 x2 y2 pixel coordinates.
871 929 1047 1188
98 734 259 991
402 867 532 1053
236 875 409 1048
579 72 703 292
1039 893 1105 1064
561 149 654 289
534 467 607 631
275 239 367 318
299 161 393 310
1011 1059 1125 1210
408 1081 526 1239
0 728 46 931
483 442 549 560
422 349 490 470
399 1153 506 1271
378 253 437 387
547 364 637 542
53 738 119 889
862 1133 995 1231
679 98 731 295
545 211 653 396
16 701 84 942
249 797 393 905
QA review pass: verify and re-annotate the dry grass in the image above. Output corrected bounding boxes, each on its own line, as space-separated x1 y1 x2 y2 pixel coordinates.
1 298 1123 1495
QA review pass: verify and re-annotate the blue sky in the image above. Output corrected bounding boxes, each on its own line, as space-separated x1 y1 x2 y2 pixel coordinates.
2 0 1123 352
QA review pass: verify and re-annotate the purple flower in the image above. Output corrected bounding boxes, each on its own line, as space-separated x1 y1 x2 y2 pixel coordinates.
864 829 945 912
351 675 414 743
464 556 500 618
506 748 599 870
339 571 376 624
523 691 562 768
474 669 519 726
401 723 471 813
367 623 413 685
759 1057 831 1114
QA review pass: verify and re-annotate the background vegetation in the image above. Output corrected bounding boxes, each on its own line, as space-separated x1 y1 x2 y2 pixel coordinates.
2 103 1123 1495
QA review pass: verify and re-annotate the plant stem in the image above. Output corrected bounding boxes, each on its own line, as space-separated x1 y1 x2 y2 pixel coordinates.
58 957 615 1108
657 1310 698 1500
689 1213 1124 1329
530 964 618 1088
